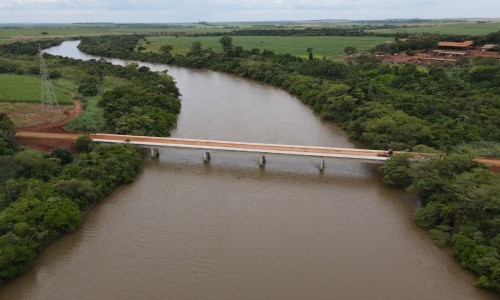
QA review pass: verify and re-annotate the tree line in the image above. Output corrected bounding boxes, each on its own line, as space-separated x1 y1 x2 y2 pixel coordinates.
381 154 500 290
0 117 142 282
188 26 397 38
78 34 500 151
0 38 184 282
0 38 65 56
77 34 500 292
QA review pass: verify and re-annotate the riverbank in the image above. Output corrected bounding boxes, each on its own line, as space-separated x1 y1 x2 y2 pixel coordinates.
1 39 498 299
76 35 500 293
0 40 182 284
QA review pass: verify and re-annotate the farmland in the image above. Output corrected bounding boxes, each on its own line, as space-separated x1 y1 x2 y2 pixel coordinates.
369 21 500 35
141 35 390 59
2 20 499 48
0 25 236 42
0 74 73 104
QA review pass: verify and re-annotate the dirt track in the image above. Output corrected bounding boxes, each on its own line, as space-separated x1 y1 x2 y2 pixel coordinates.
475 158 500 173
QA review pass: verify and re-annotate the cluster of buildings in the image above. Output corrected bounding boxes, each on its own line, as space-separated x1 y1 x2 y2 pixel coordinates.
431 41 497 58
375 40 499 65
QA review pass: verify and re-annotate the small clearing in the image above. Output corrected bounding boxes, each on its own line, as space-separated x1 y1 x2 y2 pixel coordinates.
0 101 81 131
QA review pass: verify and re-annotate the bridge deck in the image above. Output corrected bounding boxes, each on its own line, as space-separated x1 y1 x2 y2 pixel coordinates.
90 133 390 161
15 131 500 170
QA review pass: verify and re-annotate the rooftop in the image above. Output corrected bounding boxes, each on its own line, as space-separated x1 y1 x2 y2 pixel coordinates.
433 50 467 56
482 44 496 49
438 41 474 48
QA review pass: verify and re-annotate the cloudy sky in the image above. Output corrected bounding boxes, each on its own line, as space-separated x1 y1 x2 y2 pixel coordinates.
0 0 498 23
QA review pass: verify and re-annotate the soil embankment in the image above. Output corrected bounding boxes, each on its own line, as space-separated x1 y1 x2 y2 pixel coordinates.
19 100 81 133
15 100 82 151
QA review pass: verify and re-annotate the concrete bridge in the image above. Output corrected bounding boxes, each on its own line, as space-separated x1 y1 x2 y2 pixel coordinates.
15 131 500 172
17 132 396 170
91 133 394 169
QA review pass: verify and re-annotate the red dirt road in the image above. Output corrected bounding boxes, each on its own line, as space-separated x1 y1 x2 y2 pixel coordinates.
14 105 500 172
475 158 500 173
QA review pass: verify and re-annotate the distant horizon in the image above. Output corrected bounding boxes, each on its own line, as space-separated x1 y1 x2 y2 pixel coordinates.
1 17 500 26
1 0 499 23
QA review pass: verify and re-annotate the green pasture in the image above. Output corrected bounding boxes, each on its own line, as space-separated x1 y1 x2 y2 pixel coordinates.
0 26 234 41
142 35 391 59
1 20 499 43
0 74 73 104
369 21 500 35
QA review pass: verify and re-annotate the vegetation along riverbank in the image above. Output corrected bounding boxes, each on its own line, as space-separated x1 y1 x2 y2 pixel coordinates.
0 39 181 282
0 24 499 291
77 33 500 291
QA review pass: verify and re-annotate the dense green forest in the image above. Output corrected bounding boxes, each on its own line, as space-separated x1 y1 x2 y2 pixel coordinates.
0 117 142 282
381 155 500 290
77 34 500 291
0 40 182 282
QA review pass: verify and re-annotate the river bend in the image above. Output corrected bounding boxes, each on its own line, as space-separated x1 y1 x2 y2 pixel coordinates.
0 41 495 300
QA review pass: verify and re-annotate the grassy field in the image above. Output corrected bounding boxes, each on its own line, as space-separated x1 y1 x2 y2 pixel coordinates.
369 21 500 35
0 74 73 104
2 20 498 45
142 35 391 59
0 26 234 41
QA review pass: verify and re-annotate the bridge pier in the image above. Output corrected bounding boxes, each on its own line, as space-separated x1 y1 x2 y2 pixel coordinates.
203 151 211 163
258 155 266 167
150 148 160 158
319 159 325 171
87 134 394 165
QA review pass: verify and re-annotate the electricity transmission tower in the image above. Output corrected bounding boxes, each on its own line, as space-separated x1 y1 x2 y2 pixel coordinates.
39 45 58 109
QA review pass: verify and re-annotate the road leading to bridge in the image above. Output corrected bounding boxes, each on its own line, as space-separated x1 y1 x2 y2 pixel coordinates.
16 131 500 170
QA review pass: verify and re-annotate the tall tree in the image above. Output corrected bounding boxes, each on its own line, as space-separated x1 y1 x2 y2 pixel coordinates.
344 47 357 55
160 45 173 55
219 36 234 55
306 47 314 60
188 41 203 56
0 113 17 155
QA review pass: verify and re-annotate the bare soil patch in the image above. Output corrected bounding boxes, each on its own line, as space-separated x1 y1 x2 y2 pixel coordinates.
476 158 500 173
1 100 81 133
11 100 82 151
373 48 500 66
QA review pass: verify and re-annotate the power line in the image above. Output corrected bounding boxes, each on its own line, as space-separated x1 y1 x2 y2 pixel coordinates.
39 45 58 110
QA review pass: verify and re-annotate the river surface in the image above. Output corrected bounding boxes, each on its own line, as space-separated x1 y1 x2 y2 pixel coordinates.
0 41 496 299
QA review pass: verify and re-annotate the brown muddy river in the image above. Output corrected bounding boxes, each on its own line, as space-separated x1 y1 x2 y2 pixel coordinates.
0 41 496 299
